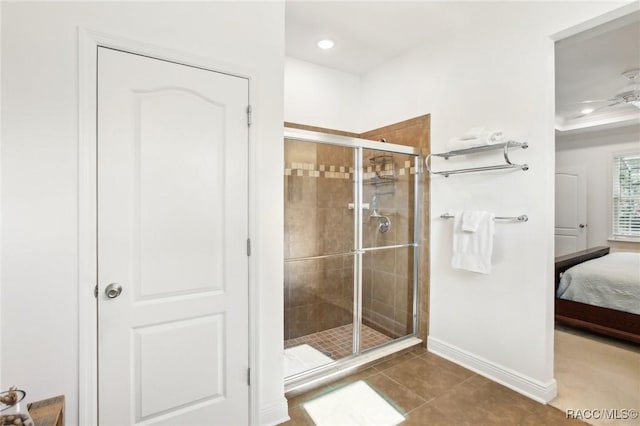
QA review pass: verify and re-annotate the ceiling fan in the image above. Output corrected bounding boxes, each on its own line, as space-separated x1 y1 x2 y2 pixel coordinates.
574 68 640 118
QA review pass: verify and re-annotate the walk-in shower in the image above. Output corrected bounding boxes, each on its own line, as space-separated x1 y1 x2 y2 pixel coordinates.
283 127 422 384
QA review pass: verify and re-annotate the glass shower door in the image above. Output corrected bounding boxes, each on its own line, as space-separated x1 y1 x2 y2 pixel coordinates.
283 128 421 380
359 148 419 352
283 138 356 378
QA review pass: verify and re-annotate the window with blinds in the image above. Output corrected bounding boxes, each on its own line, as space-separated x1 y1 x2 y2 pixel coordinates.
612 153 640 239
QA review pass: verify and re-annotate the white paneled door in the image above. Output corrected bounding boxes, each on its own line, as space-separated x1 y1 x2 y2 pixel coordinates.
555 167 587 257
97 47 249 425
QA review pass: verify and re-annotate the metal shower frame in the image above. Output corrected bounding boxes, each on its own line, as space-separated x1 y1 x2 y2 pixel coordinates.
283 127 422 380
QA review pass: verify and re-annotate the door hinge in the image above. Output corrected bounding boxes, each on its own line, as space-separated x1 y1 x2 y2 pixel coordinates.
246 238 251 256
247 368 251 386
94 285 98 298
246 105 252 127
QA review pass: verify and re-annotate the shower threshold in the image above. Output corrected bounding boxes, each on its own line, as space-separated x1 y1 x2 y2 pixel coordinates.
284 335 422 398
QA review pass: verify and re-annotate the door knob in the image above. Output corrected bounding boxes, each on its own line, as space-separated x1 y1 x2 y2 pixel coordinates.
579 224 586 229
105 283 123 299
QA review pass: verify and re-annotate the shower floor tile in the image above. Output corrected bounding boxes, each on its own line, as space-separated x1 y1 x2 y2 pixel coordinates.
284 324 392 360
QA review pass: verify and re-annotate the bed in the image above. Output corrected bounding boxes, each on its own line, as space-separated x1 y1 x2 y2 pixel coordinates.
554 246 640 344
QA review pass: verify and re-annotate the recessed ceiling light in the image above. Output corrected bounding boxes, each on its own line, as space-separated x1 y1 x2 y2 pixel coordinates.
317 39 335 50
581 108 595 115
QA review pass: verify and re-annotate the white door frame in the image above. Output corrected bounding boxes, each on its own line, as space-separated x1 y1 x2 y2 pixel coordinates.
78 28 258 425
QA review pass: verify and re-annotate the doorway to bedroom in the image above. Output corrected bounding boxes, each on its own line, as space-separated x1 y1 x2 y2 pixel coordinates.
552 8 640 419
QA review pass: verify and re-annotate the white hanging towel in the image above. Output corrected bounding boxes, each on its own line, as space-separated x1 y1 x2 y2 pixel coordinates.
452 210 495 274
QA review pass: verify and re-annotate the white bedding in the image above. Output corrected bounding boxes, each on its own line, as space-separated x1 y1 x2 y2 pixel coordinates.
557 252 640 315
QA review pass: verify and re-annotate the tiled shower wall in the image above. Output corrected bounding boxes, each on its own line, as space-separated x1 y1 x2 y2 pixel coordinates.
361 153 416 338
284 116 430 343
284 141 355 339
361 116 430 343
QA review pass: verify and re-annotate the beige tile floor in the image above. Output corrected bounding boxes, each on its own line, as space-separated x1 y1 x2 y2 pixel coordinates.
552 327 640 426
282 346 581 425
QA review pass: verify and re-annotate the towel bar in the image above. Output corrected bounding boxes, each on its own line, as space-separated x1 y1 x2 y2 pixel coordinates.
426 141 529 177
440 213 528 222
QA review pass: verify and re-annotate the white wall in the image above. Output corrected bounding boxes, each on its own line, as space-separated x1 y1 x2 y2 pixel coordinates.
284 57 360 132
356 1 629 402
1 2 285 425
0 0 3 390
556 124 640 251
282 0 631 403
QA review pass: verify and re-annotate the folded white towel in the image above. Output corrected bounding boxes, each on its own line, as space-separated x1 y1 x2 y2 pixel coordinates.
461 210 483 232
447 127 504 151
460 126 488 140
451 210 495 274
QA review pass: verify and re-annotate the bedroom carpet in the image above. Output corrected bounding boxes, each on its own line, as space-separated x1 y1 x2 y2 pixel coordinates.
552 327 640 426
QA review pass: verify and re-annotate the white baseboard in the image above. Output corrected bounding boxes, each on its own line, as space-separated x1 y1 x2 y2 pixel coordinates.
427 336 557 403
259 398 290 426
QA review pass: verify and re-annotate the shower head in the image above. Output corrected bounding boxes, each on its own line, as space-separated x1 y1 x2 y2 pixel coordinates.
370 195 381 218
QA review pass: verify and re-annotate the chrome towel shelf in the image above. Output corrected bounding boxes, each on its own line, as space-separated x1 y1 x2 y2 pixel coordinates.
440 213 529 222
425 141 529 177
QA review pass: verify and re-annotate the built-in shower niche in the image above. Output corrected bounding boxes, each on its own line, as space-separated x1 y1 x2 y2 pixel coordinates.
283 129 420 380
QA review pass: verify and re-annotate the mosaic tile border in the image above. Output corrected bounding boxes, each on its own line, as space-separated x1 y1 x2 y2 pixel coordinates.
284 162 416 179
